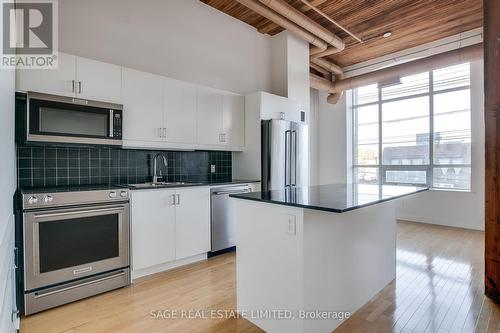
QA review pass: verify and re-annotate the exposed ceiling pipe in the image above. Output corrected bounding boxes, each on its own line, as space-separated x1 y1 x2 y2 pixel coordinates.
310 57 343 75
258 0 345 50
310 46 344 59
311 43 483 95
310 62 331 78
310 74 343 104
234 0 328 50
327 91 344 104
299 0 363 43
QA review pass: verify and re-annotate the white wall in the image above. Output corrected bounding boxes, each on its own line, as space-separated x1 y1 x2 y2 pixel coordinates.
0 67 17 332
58 0 272 95
270 31 310 116
312 91 348 185
397 59 485 230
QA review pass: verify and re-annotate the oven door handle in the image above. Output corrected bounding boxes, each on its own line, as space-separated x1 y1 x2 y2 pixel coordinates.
33 206 126 219
33 271 126 299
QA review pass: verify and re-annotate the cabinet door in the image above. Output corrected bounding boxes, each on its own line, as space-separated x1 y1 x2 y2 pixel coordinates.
196 86 223 146
122 68 164 144
164 78 197 144
16 52 76 97
175 187 211 259
131 189 176 271
222 94 245 147
75 56 122 103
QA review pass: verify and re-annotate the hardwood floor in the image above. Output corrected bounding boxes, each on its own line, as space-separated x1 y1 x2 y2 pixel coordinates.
21 221 498 333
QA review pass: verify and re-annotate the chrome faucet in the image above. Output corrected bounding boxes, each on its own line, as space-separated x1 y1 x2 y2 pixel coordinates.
152 153 168 183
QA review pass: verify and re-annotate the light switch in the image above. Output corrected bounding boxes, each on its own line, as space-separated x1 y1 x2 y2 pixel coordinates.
286 214 296 235
210 165 216 173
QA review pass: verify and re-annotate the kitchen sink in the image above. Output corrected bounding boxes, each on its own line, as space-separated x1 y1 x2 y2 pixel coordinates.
128 182 203 189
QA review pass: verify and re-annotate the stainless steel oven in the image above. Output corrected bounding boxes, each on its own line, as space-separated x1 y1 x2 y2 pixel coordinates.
21 187 130 315
22 91 123 146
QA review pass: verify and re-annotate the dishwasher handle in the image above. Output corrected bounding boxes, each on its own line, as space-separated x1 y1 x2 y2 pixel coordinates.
213 189 251 196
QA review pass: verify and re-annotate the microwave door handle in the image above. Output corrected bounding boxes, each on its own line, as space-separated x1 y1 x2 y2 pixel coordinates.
109 110 114 138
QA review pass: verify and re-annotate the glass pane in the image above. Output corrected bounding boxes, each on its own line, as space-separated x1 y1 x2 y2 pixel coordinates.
354 84 378 105
433 63 470 92
381 72 429 100
382 96 430 165
385 170 427 185
433 167 471 190
39 214 119 273
355 105 379 165
39 107 109 137
355 167 379 185
433 89 471 165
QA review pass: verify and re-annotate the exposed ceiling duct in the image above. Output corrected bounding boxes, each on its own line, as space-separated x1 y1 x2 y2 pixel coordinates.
234 0 346 104
310 46 344 59
311 43 483 101
234 0 328 50
258 0 345 51
310 57 343 75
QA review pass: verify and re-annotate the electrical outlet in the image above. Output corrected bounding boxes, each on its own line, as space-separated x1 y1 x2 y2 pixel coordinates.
210 165 216 173
286 214 296 235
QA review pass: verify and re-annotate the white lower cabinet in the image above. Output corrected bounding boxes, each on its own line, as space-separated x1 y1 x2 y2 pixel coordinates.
131 189 176 271
175 187 211 260
131 187 210 277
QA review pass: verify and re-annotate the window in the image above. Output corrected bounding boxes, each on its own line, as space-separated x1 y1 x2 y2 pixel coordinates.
352 63 471 190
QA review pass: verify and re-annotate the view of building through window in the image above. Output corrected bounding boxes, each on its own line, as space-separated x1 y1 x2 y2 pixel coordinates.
352 63 472 190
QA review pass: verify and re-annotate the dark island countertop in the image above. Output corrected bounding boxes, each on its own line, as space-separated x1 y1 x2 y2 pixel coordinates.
230 183 428 213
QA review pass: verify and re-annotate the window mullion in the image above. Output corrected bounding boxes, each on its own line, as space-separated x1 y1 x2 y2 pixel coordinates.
429 71 434 187
378 86 383 186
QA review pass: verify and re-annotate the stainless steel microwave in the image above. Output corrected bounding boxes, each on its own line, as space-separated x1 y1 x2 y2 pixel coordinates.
18 92 123 146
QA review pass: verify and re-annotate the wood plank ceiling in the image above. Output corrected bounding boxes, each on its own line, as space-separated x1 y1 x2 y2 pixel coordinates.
200 0 483 68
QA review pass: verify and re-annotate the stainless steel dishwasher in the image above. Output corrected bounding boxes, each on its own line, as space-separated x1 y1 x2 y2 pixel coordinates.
210 184 252 254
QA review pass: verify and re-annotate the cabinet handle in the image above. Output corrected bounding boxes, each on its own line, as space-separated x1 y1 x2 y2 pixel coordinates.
171 194 176 205
78 81 82 94
163 128 167 139
175 194 180 205
71 80 75 93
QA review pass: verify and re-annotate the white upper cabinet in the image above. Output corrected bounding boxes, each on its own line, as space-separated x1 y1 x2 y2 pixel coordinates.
222 93 245 147
122 68 164 144
164 78 197 144
16 52 122 103
75 57 122 103
175 187 211 260
16 51 245 151
196 86 223 146
260 92 302 123
197 87 245 149
16 52 76 97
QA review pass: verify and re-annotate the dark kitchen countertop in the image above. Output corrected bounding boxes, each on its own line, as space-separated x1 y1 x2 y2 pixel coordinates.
19 180 260 194
229 183 428 213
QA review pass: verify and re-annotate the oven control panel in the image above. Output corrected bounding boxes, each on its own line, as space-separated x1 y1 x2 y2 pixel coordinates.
22 188 129 209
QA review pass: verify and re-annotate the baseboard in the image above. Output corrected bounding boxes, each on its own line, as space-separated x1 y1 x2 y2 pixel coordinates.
131 253 207 280
396 214 484 231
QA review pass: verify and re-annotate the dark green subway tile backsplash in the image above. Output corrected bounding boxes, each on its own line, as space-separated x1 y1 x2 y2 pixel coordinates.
16 145 232 188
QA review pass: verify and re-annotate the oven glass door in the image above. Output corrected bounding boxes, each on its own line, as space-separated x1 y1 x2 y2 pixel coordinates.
24 204 129 291
29 98 113 138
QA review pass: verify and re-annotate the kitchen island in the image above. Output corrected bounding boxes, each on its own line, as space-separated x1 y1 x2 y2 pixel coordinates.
230 183 427 333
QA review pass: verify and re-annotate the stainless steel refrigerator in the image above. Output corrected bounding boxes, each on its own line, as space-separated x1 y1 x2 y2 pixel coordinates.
261 119 309 191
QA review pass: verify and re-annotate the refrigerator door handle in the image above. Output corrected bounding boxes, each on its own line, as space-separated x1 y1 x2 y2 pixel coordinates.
285 130 291 187
291 130 297 186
